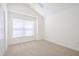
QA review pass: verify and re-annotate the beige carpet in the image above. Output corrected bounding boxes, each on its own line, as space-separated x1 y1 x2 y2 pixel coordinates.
4 40 79 56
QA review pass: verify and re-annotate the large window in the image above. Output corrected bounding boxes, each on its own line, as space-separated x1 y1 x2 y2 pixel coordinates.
13 18 35 38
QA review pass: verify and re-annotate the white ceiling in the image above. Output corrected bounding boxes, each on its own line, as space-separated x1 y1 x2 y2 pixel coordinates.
29 3 79 18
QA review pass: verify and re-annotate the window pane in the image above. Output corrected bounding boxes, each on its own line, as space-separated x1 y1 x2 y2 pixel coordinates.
13 18 24 38
13 18 24 28
24 20 35 36
24 30 34 36
13 29 23 37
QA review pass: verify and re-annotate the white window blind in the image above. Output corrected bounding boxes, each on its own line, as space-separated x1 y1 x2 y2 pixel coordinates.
13 18 35 38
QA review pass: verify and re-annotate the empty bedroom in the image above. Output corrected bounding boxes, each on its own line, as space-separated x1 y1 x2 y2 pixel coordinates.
0 3 79 56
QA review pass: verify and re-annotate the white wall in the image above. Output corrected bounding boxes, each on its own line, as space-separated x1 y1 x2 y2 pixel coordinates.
45 5 79 51
0 41 5 55
7 3 44 45
0 4 6 55
36 15 44 40
3 3 8 53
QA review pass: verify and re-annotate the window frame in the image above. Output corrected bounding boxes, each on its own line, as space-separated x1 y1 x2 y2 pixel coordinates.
12 18 35 38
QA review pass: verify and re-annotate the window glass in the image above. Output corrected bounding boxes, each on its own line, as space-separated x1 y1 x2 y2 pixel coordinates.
13 18 35 38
